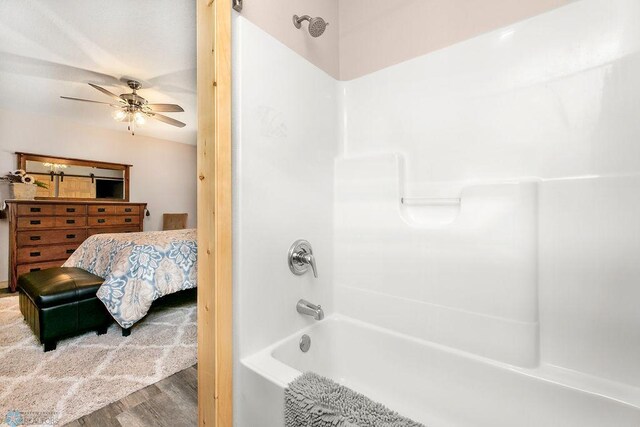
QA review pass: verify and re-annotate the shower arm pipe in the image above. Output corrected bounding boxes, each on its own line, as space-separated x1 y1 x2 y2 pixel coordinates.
294 15 312 26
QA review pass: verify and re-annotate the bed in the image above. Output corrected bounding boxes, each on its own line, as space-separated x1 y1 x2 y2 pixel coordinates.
63 229 197 328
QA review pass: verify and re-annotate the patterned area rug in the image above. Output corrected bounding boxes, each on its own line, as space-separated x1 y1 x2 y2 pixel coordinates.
0 294 196 426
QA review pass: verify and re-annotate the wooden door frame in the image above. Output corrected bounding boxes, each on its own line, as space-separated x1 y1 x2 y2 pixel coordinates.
197 0 233 425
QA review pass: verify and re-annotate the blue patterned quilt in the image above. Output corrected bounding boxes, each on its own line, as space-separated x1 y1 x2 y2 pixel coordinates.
63 229 197 328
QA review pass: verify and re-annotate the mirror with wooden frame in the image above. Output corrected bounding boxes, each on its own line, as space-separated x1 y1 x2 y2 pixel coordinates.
17 152 131 201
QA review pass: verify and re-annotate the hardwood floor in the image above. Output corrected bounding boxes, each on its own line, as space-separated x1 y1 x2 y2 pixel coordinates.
64 365 197 427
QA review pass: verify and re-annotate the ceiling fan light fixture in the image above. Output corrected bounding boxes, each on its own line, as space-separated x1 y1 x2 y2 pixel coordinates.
134 111 146 125
62 81 187 134
112 109 127 122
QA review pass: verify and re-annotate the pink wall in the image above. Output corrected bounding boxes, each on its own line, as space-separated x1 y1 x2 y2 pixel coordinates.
237 0 573 80
338 0 574 80
240 0 339 78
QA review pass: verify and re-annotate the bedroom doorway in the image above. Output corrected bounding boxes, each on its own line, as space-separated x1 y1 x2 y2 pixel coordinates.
196 0 233 425
0 0 202 424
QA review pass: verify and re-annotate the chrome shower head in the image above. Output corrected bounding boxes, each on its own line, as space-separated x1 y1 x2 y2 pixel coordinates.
307 16 328 37
293 14 329 38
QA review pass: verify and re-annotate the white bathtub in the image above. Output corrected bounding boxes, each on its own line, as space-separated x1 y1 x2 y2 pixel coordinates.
241 314 640 427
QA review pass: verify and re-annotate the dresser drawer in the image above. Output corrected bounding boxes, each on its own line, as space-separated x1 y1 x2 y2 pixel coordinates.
88 226 140 236
88 205 117 215
54 205 87 216
17 229 87 247
17 260 65 277
88 216 139 227
115 205 140 215
54 216 87 227
17 204 55 216
17 217 56 229
17 243 80 264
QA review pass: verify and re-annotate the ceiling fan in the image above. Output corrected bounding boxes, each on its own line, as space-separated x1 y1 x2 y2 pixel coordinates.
61 80 186 135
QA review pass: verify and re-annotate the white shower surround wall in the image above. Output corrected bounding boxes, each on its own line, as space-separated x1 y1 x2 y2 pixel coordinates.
236 0 640 425
335 154 540 367
339 0 640 388
232 16 339 427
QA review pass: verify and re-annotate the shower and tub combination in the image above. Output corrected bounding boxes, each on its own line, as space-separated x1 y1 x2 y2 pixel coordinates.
243 164 640 426
245 317 640 426
235 1 640 426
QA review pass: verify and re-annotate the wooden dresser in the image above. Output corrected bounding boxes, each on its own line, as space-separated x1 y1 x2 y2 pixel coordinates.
6 200 147 292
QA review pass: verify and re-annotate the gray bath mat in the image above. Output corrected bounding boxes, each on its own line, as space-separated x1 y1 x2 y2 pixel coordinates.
285 372 425 427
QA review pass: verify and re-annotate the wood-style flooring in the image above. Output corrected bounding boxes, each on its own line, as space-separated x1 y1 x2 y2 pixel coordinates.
64 365 197 427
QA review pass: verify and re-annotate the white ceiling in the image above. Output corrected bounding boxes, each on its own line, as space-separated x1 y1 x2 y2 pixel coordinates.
0 0 196 145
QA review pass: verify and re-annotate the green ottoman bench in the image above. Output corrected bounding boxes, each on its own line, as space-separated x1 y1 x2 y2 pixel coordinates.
18 267 113 352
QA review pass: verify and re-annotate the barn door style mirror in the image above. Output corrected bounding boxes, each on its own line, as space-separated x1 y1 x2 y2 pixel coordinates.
17 152 131 201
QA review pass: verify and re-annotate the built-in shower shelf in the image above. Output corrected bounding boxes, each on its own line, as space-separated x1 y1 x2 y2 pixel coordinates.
400 197 462 227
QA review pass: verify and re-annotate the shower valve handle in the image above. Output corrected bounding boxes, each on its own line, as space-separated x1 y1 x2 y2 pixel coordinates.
300 252 318 278
288 240 318 278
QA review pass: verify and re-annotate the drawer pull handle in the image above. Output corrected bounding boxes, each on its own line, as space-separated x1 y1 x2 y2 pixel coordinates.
66 249 75 254
66 234 76 239
66 208 76 213
98 208 106 212
30 268 41 272
125 218 132 223
30 207 41 213
30 251 41 257
125 208 132 212
30 220 41 225
97 219 106 224
30 236 41 241
66 219 75 224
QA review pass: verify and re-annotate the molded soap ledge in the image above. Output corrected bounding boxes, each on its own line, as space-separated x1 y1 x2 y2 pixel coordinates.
400 197 461 227
335 153 540 230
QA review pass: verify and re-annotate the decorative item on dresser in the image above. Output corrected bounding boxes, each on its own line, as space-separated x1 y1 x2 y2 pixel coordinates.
6 200 147 292
0 169 49 201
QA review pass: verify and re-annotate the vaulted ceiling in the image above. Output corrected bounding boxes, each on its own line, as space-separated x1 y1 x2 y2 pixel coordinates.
0 0 196 144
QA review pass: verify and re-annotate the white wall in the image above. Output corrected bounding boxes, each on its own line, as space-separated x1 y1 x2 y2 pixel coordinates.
0 108 197 282
539 176 640 387
335 155 540 366
339 0 640 383
232 17 339 426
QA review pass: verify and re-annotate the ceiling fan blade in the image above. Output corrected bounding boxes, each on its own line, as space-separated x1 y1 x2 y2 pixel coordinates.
60 96 120 107
149 112 186 128
88 83 123 102
147 103 184 112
